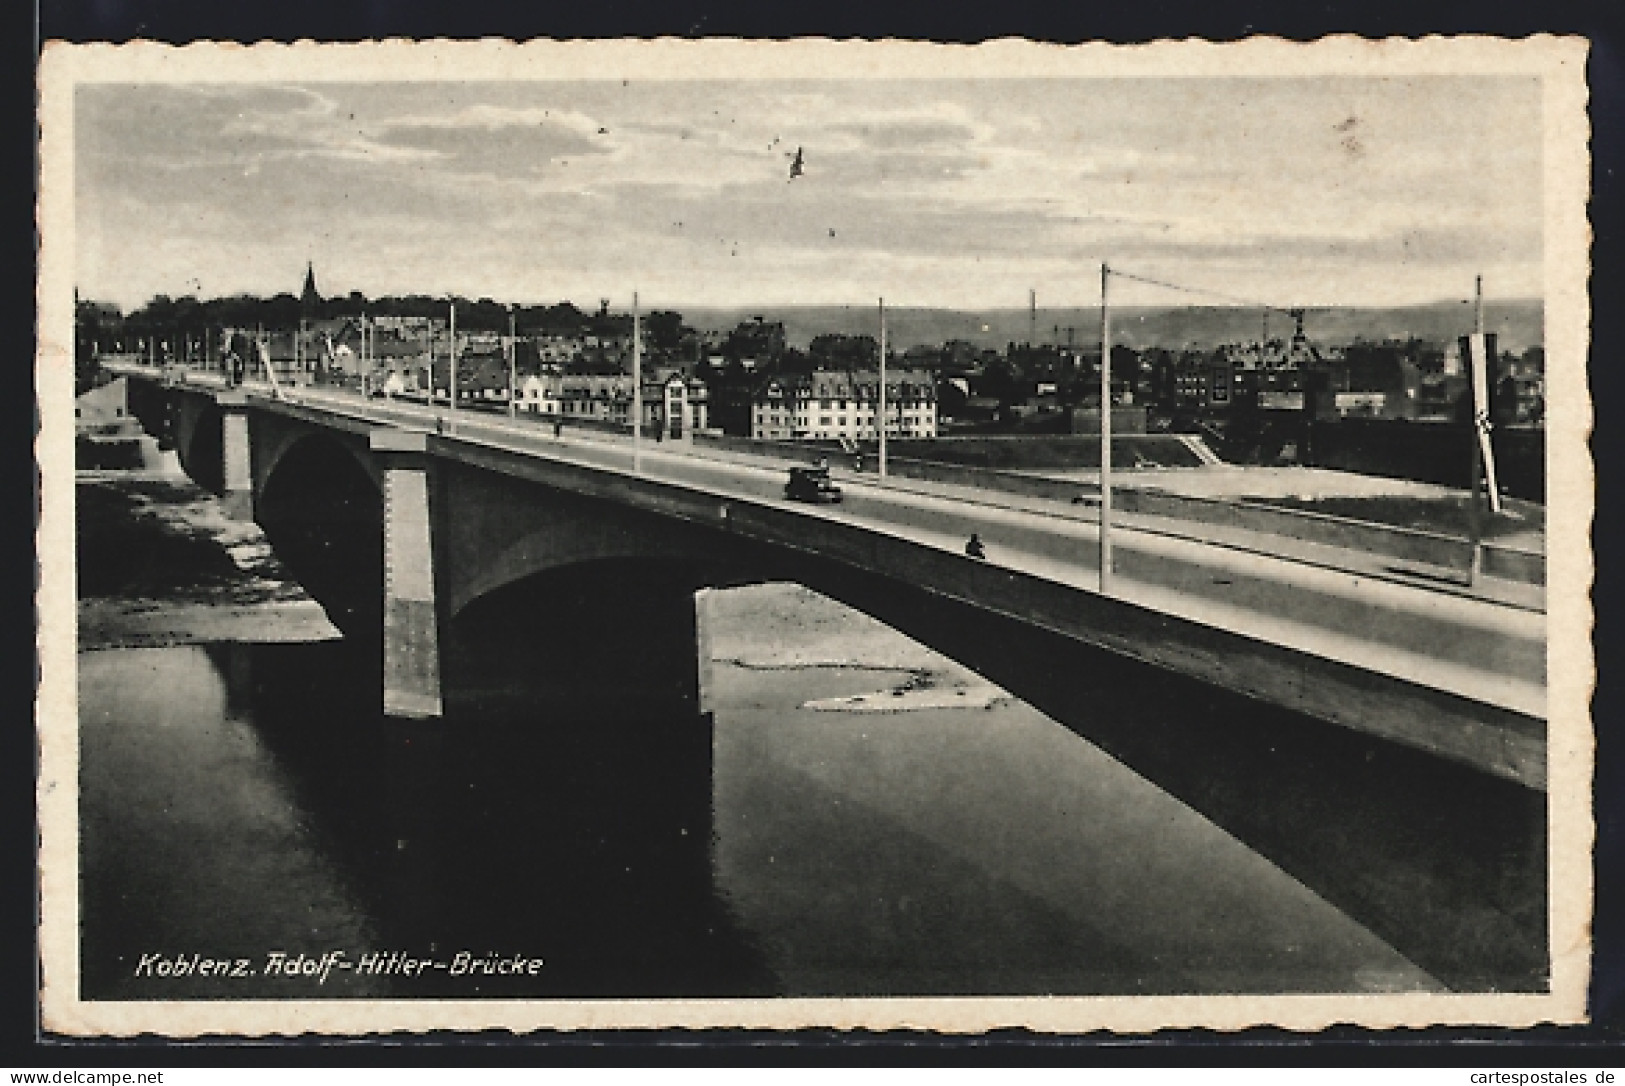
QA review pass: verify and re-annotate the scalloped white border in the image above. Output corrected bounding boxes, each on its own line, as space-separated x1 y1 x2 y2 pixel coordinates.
36 34 1594 1037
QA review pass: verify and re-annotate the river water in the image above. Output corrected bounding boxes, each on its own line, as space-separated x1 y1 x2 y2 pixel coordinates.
74 451 1440 1001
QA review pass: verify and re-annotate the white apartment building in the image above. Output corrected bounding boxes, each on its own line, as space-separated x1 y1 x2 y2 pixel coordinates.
751 369 937 441
517 373 565 415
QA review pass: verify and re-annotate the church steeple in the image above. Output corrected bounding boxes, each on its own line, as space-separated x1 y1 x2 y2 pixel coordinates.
301 261 321 309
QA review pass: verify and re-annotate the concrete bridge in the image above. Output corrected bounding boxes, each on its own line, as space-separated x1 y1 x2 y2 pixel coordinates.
113 364 1550 991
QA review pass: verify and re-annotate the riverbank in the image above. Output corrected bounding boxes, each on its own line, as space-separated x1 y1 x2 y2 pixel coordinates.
708 582 1008 713
77 469 338 649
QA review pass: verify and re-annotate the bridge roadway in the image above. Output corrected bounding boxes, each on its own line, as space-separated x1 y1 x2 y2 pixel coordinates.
167 372 1540 787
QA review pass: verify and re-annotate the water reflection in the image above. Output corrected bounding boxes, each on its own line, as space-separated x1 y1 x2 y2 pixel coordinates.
711 662 1439 996
79 623 1442 1001
78 645 388 1000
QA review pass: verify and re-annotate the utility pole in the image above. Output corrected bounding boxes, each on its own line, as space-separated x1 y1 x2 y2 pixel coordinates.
448 301 458 434
424 320 436 401
633 292 643 473
1029 288 1037 347
878 297 888 478
1464 274 1503 583
1475 275 1500 514
508 306 518 419
1466 276 1483 583
1099 263 1114 595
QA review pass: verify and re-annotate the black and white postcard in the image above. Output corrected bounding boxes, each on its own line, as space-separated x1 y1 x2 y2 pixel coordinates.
36 36 1593 1035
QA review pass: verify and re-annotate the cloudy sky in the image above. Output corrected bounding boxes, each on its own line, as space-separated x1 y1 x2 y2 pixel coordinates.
74 76 1543 312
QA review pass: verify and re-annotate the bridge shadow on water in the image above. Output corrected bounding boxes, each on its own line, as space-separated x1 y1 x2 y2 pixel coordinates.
802 562 1549 993
215 633 778 1000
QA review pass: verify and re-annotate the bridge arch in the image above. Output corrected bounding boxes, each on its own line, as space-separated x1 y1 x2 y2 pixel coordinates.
176 398 223 495
253 419 382 504
256 429 384 640
443 519 728 622
430 456 772 622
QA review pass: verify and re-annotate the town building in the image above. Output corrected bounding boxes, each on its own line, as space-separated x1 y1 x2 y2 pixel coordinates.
517 373 565 415
428 348 510 404
1498 346 1546 425
372 314 445 337
518 372 709 436
369 328 433 394
725 317 787 368
532 333 586 368
750 369 937 441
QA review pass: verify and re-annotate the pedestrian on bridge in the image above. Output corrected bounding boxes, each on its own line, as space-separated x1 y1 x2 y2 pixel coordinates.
965 533 986 560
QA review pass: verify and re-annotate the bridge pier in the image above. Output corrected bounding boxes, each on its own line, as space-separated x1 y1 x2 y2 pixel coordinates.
372 430 443 719
695 587 717 719
219 393 253 521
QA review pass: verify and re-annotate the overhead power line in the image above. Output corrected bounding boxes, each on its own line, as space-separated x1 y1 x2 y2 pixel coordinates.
1107 267 1302 317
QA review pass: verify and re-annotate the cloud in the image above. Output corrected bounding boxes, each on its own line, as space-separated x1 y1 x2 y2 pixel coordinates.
823 117 981 151
74 76 1546 310
369 120 610 177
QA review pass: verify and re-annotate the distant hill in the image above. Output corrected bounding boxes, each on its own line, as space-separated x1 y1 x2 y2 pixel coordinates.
678 300 1545 355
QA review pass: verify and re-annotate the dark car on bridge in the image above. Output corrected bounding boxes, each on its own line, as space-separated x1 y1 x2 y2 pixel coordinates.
785 465 842 504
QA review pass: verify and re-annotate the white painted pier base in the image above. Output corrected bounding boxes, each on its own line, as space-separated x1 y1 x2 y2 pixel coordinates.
371 428 443 719
219 392 253 521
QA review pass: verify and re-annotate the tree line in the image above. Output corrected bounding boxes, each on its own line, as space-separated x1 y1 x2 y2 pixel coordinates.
84 292 700 344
